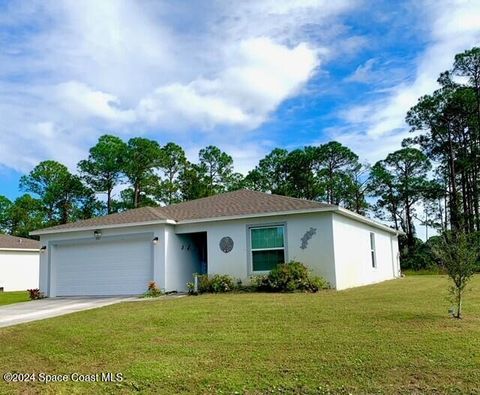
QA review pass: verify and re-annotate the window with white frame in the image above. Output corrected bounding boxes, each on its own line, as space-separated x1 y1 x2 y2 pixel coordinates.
370 232 376 268
250 225 286 272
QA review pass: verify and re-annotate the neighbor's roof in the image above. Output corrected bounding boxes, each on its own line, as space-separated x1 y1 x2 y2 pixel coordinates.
0 234 40 250
31 189 398 235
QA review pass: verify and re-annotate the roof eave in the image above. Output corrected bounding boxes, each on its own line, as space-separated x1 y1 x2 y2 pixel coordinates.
30 219 173 236
0 248 40 252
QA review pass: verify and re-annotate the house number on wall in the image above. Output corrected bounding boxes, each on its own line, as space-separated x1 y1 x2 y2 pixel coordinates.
219 236 234 253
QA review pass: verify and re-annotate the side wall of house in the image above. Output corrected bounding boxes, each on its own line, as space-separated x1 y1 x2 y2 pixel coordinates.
175 212 337 288
332 213 400 290
0 251 39 291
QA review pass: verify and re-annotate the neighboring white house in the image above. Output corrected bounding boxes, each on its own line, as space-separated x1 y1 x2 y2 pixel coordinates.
31 190 401 297
0 234 40 292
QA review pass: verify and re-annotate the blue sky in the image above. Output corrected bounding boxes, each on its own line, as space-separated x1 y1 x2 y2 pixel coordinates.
1 0 480 201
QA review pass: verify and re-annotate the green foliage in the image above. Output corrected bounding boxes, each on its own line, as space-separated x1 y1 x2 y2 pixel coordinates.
143 281 163 298
316 141 360 206
198 145 234 195
0 195 13 233
253 261 329 293
78 134 127 214
186 281 195 295
156 142 188 205
433 232 478 318
20 161 93 225
196 274 235 293
284 147 319 200
399 236 440 271
178 163 210 201
369 148 431 255
245 143 367 213
6 194 46 237
402 267 445 276
249 148 289 194
123 137 162 208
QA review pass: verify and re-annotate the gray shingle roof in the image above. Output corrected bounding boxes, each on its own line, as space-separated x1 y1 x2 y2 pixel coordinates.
32 190 336 234
160 189 335 221
0 234 40 250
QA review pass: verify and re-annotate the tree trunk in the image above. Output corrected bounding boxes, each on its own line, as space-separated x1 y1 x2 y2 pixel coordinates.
405 201 415 253
455 291 463 319
461 169 468 231
107 188 112 214
134 182 140 208
448 133 460 230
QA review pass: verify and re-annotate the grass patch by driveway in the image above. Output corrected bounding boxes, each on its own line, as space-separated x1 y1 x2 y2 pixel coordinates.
0 291 29 306
0 276 479 394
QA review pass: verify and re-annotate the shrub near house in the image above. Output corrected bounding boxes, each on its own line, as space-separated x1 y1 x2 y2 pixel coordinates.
189 262 329 294
253 261 330 292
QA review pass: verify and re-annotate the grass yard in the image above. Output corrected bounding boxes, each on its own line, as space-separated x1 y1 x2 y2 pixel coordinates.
0 291 29 306
1 276 479 394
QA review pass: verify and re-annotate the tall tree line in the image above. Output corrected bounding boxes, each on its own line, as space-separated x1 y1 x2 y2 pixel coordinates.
405 48 480 234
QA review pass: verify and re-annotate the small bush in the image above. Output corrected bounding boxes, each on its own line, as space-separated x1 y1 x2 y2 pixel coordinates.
254 261 329 293
27 288 45 300
143 281 163 298
196 274 235 293
186 281 196 295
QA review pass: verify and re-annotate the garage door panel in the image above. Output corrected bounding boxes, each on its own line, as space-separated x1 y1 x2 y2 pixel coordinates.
54 238 152 296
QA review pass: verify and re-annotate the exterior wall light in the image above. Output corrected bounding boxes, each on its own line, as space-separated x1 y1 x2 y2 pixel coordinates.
40 246 47 253
94 230 102 240
152 237 159 244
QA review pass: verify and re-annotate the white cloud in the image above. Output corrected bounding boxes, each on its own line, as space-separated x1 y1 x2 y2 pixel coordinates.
56 81 136 123
138 37 318 129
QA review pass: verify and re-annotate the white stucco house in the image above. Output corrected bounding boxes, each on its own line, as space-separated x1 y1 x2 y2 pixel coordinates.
0 234 40 292
32 190 401 297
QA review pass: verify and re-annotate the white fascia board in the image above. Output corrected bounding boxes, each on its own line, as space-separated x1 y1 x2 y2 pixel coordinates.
0 248 40 252
30 219 171 236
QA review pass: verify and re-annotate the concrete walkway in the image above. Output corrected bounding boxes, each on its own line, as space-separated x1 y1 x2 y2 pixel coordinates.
0 297 134 328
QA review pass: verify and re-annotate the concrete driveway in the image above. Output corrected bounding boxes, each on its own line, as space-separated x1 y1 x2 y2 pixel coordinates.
0 297 134 328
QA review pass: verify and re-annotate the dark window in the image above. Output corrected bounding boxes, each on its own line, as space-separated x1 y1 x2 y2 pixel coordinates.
250 226 285 272
370 232 376 268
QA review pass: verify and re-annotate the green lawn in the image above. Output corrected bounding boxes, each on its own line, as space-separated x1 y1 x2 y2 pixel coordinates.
1 276 479 394
0 291 29 306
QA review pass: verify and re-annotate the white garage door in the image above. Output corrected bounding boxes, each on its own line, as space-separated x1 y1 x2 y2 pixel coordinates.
54 237 152 296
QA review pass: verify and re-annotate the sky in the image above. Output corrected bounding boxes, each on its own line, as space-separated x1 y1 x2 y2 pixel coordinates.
0 0 480 201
